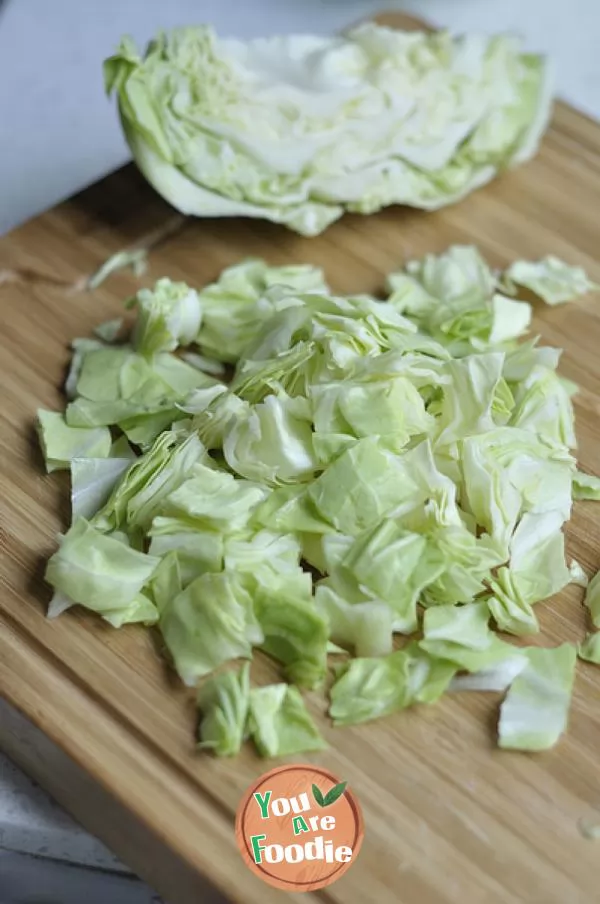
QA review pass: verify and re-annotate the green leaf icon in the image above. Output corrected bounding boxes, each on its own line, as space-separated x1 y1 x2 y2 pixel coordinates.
323 781 347 807
312 783 325 807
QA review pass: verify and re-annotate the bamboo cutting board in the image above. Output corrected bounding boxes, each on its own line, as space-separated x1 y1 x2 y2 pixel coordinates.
1 11 600 904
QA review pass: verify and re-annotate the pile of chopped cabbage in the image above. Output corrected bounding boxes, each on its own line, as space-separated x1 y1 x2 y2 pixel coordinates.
38 247 600 758
104 23 553 235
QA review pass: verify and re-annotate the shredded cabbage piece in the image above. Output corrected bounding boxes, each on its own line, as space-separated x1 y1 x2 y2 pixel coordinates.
498 644 577 751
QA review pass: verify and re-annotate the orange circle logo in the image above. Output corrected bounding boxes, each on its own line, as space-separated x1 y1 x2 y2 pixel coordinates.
235 764 364 892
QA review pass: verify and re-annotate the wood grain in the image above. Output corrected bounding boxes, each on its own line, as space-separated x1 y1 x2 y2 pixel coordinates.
1 12 600 904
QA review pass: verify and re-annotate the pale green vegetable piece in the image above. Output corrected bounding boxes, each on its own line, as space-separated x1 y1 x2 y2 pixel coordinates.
420 602 527 674
584 570 600 629
488 512 571 636
569 559 588 588
388 246 532 353
197 663 250 757
195 259 328 362
132 278 202 357
47 590 76 620
98 431 206 532
160 570 262 686
180 352 226 376
147 517 223 583
105 26 551 235
498 644 577 751
422 600 491 649
252 485 334 535
254 575 328 689
164 463 267 532
578 632 600 665
504 256 597 305
461 427 574 552
339 522 440 633
37 410 111 472
573 471 600 501
71 456 134 520
88 249 147 290
223 392 317 485
510 364 576 449
248 684 327 757
45 518 160 614
94 317 124 342
223 529 301 575
147 551 182 615
404 245 497 303
311 375 433 454
102 592 159 628
308 438 411 536
64 338 105 399
315 584 394 658
329 646 455 727
434 353 504 446
449 658 527 693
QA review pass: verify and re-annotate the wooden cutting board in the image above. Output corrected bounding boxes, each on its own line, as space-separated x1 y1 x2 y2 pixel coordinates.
1 11 600 904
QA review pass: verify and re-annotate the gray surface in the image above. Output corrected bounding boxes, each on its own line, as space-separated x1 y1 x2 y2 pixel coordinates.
0 851 163 904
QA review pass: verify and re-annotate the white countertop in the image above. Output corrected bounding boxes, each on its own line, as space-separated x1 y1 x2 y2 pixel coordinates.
1 0 599 895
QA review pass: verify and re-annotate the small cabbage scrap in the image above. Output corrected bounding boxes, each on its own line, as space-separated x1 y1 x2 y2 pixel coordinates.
498 644 577 751
160 570 262 686
248 684 327 757
584 571 600 629
197 663 250 757
105 25 552 235
504 256 598 305
329 645 456 726
88 249 148 290
45 518 160 622
573 471 600 501
37 410 111 471
578 632 600 665
132 278 202 357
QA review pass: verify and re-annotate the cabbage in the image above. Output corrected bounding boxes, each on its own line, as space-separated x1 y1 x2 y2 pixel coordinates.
88 249 147 290
578 632 600 665
329 645 455 726
253 572 328 689
315 584 395 658
37 410 111 471
45 518 160 622
71 454 135 520
105 25 552 235
573 471 600 501
223 392 318 485
195 259 328 362
132 278 202 357
160 570 262 686
197 663 250 757
498 644 577 750
387 246 532 354
420 601 528 673
504 256 598 305
488 512 571 635
584 570 600 628
248 684 326 757
94 317 124 342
